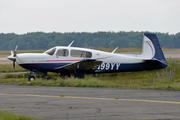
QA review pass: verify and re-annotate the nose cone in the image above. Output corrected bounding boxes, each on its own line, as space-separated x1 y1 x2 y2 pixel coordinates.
7 55 16 61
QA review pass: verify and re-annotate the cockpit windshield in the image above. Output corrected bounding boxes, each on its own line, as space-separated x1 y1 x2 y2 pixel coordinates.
45 48 56 55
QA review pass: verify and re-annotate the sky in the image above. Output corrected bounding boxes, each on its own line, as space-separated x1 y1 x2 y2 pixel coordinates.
0 0 180 35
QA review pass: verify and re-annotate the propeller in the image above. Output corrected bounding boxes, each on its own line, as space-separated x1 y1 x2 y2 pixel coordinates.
13 45 18 72
14 45 18 57
7 45 18 72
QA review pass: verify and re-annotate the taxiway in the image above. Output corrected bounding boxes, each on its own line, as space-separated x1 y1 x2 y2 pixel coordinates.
0 85 180 120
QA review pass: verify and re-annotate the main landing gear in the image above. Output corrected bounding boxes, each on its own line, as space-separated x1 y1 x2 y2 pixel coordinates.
60 73 71 79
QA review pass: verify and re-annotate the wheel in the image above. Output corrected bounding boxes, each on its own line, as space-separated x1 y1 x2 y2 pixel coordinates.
60 73 71 79
28 76 35 81
64 75 69 79
62 75 68 79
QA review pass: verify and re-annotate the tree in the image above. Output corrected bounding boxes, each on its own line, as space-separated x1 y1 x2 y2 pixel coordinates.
48 41 56 49
0 31 180 50
8 39 17 50
18 38 29 50
129 42 138 48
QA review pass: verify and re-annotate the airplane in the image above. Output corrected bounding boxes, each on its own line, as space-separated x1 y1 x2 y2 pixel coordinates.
7 33 167 81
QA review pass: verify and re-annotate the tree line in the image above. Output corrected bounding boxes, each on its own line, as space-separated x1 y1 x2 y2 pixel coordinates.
0 31 180 50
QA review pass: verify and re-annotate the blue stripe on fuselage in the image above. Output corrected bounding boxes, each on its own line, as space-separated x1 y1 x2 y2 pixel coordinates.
19 61 167 73
19 63 70 72
95 61 167 73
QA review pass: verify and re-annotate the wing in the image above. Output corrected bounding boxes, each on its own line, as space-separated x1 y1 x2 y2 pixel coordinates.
55 59 102 71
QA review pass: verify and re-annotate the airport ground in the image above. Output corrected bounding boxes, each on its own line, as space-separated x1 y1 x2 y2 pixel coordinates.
1 85 180 120
0 51 180 119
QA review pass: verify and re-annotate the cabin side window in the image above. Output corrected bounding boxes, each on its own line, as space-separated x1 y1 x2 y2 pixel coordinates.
45 48 56 56
71 50 92 58
56 49 69 56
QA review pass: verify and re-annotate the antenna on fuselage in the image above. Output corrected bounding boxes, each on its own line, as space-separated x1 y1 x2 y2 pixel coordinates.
111 47 118 53
68 40 74 47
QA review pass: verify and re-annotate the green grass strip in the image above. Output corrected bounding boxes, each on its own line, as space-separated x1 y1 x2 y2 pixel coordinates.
0 110 40 120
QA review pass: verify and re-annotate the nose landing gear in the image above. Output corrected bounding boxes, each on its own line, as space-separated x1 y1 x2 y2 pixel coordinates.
28 70 47 81
28 76 35 81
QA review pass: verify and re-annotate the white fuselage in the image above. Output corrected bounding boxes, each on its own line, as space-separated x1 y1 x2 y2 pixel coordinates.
14 46 154 73
16 47 143 64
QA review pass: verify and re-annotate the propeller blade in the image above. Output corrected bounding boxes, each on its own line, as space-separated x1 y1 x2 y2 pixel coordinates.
13 61 15 72
14 45 18 57
11 51 14 55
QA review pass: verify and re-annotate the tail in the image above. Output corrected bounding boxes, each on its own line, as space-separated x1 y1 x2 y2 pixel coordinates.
138 33 167 66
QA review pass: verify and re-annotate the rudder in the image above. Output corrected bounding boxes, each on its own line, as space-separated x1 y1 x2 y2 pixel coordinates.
144 33 167 65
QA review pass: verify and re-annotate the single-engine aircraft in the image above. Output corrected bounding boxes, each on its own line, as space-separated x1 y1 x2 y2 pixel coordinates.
7 33 167 81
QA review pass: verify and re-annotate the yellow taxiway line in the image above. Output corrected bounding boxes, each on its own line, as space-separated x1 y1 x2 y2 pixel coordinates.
0 93 180 104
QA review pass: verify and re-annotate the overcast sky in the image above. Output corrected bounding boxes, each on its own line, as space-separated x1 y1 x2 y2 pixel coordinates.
0 0 180 35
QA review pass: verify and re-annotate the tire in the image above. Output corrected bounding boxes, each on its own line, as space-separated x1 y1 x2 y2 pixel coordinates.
61 73 71 79
64 75 68 79
28 76 35 81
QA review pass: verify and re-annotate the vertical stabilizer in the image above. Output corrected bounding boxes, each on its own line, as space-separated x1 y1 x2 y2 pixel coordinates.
139 33 155 59
144 33 167 65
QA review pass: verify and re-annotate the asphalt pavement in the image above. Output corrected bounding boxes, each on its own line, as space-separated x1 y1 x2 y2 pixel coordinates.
0 85 180 120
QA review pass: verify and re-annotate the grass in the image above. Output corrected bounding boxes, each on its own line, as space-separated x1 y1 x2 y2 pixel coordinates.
0 64 26 73
0 110 40 120
0 58 180 91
